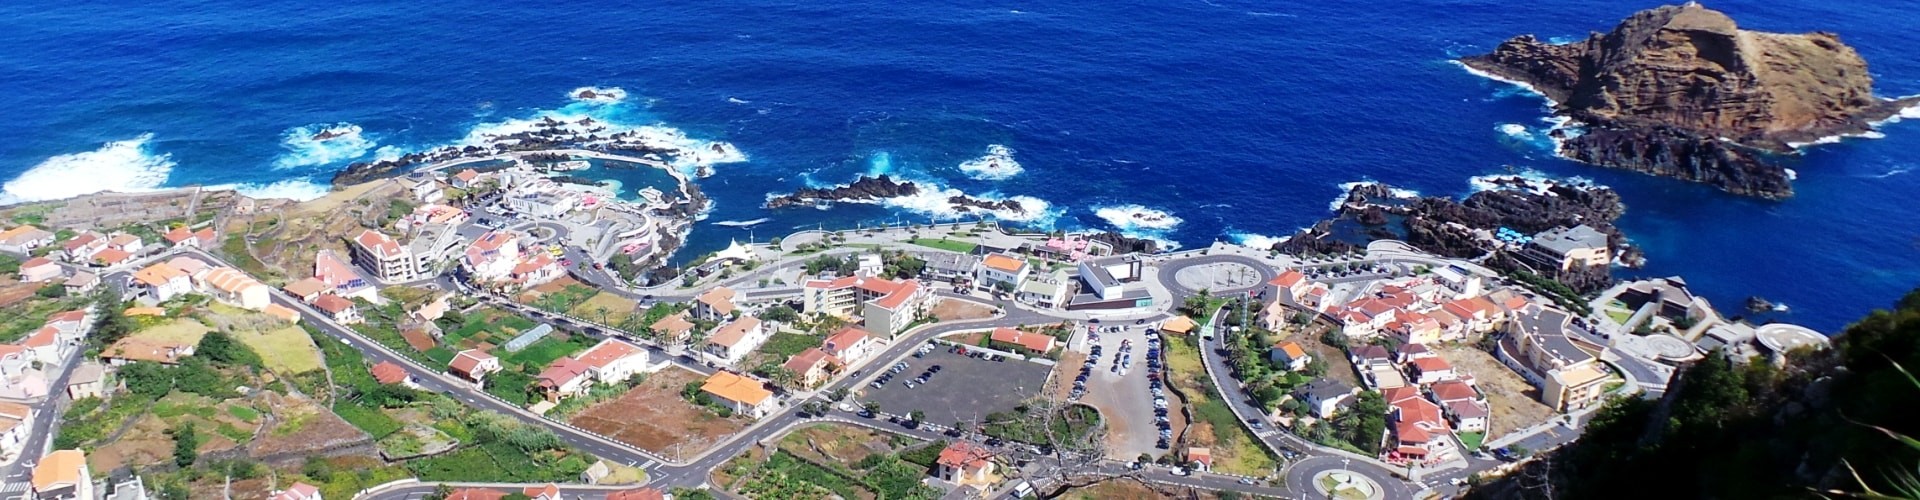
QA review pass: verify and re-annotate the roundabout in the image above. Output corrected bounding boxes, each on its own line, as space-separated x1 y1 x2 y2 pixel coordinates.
1312 469 1384 500
1156 254 1276 296
1284 456 1413 500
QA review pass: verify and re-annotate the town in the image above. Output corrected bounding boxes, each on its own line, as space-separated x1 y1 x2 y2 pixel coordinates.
0 155 1831 500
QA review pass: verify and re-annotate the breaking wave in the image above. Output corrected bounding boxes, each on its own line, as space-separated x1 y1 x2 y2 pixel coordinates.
570 86 628 104
1094 204 1182 231
229 179 332 201
273 122 376 169
0 133 174 204
957 144 1023 180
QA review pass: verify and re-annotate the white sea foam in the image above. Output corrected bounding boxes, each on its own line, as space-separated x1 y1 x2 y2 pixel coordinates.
0 134 174 204
1497 123 1533 140
867 151 896 177
712 218 771 227
569 86 627 104
1469 170 1597 196
450 102 746 177
880 186 1060 225
228 179 332 201
1453 60 1560 107
1868 166 1909 179
957 144 1023 181
1785 168 1799 181
1094 204 1182 231
1330 181 1419 211
273 123 376 169
1230 231 1290 250
727 97 750 104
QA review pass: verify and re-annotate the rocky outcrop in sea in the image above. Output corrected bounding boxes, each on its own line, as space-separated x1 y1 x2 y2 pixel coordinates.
1461 3 1920 198
763 175 1030 217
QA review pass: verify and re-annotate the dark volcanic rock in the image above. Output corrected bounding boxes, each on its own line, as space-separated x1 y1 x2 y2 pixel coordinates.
1089 232 1159 255
1281 178 1637 292
764 175 919 209
1461 3 1920 198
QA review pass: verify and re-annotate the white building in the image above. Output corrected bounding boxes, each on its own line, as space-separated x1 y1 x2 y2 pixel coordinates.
350 229 421 282
703 317 769 366
802 275 932 338
462 231 522 282
574 339 652 384
1076 255 1145 301
975 253 1030 292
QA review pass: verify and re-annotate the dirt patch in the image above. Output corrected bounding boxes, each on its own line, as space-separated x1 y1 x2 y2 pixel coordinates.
1067 479 1220 500
930 298 996 321
0 283 37 309
251 393 374 457
1436 345 1554 440
777 423 912 469
570 368 748 459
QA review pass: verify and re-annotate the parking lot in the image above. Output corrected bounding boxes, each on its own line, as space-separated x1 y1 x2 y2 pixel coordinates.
862 347 1051 426
1073 322 1178 458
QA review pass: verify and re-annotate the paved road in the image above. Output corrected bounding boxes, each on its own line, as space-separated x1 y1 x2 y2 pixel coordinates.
0 342 87 492
358 481 646 500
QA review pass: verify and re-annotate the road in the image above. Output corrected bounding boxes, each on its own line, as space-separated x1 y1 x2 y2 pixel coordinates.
0 342 87 493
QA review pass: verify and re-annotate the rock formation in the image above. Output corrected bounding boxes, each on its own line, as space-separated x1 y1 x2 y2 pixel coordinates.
763 175 1030 217
1462 3 1920 198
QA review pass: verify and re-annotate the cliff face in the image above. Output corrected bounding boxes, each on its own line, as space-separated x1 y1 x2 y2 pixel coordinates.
1464 3 1919 198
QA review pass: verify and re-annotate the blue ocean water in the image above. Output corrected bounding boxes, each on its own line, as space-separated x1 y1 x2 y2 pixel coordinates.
1 0 1915 333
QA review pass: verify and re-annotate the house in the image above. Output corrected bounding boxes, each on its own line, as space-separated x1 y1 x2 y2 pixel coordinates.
1519 224 1610 271
820 326 881 365
1016 270 1071 309
283 277 329 303
1388 388 1453 463
62 271 99 294
1293 378 1360 419
0 226 54 253
18 257 62 282
1159 316 1196 336
1445 400 1490 434
934 441 997 485
1183 447 1212 472
1407 356 1456 385
782 348 838 389
703 317 768 366
65 362 105 400
60 232 105 262
22 327 63 365
975 253 1030 293
90 248 134 267
162 226 199 248
536 357 594 401
31 449 92 500
1268 341 1311 371
649 311 696 346
262 304 302 324
1428 379 1482 405
920 252 979 282
1268 269 1312 299
95 467 149 500
700 371 776 418
1351 345 1393 368
106 233 144 253
449 349 502 385
269 482 323 500
988 327 1056 355
1388 310 1444 346
856 253 883 277
801 275 931 338
1395 343 1435 364
370 361 417 389
164 256 208 275
397 173 444 203
312 294 362 324
314 250 379 303
462 231 521 282
693 286 737 321
1332 298 1399 337
450 168 482 189
102 337 198 366
521 484 561 500
129 263 192 302
351 229 421 282
574 339 650 384
506 253 563 288
196 267 271 310
0 401 32 461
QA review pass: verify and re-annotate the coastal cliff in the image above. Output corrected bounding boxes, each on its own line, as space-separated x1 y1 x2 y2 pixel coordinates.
1462 3 1920 198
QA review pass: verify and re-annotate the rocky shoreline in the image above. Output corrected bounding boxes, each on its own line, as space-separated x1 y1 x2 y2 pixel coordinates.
763 175 1029 216
1279 178 1638 292
1462 3 1920 198
329 116 737 186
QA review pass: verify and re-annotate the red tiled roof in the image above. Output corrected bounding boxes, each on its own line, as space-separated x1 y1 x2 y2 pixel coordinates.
981 253 1026 273
783 347 835 374
450 349 497 375
1273 341 1307 360
537 358 591 388
164 226 193 243
870 280 921 310
1448 400 1489 419
93 248 133 265
23 326 58 348
822 327 873 356
371 361 409 385
1395 420 1431 443
313 294 355 314
49 310 85 323
354 229 405 259
707 317 764 348
575 339 643 369
1394 397 1445 428
1382 386 1423 404
1270 269 1306 288
990 327 1055 353
1429 380 1478 402
1411 357 1453 373
523 484 560 499
936 441 994 470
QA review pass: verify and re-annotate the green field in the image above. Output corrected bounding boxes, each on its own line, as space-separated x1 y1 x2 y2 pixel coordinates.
908 238 977 253
235 325 324 374
502 335 595 370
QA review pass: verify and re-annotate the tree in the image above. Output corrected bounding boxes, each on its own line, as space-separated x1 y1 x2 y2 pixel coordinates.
172 422 200 467
197 331 260 368
91 292 136 347
424 484 454 500
35 283 65 298
907 410 926 424
862 401 880 415
757 305 800 324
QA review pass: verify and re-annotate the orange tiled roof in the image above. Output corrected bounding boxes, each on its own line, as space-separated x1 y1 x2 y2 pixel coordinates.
701 371 773 406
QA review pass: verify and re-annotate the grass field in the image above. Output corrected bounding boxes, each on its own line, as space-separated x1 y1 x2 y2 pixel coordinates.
502 334 594 370
569 292 639 327
236 325 324 374
443 307 538 348
132 318 211 344
908 238 977 253
1165 338 1277 476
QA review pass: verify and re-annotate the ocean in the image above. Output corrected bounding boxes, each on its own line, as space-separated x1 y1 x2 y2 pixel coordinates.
1 0 1914 333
